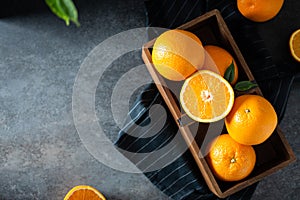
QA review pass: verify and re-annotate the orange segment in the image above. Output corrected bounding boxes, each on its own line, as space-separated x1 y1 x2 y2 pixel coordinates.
64 185 106 200
289 29 300 62
180 70 234 123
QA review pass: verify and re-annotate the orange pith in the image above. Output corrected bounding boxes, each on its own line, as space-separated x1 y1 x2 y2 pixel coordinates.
152 29 205 81
225 95 278 145
180 70 234 122
206 134 256 182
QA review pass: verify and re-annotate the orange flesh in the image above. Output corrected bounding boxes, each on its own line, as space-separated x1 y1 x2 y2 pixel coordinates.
181 71 233 122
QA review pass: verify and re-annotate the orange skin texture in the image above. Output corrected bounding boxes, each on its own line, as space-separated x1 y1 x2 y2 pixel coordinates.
225 95 278 145
206 134 256 182
203 45 239 85
237 0 284 22
152 29 205 81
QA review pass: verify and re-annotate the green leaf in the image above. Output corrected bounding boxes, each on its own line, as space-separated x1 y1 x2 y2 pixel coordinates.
45 0 80 26
234 81 258 91
224 61 235 83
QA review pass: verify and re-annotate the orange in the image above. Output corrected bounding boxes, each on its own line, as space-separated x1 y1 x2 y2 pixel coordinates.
64 185 106 200
225 95 278 145
289 29 300 62
152 29 205 81
203 45 238 85
206 134 256 182
180 70 234 123
237 0 284 22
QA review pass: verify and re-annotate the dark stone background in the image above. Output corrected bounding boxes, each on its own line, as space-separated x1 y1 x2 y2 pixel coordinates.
0 0 299 199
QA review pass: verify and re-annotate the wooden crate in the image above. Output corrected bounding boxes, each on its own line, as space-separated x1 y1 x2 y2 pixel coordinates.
141 9 296 198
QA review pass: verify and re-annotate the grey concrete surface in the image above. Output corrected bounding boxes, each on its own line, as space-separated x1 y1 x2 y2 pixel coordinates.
0 0 299 199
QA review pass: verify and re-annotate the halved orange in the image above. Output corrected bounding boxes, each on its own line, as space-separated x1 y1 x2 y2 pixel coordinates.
64 185 106 200
180 70 234 123
290 29 300 62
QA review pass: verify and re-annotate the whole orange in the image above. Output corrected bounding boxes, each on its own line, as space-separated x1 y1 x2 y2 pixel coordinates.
206 134 256 182
152 30 205 81
203 45 238 85
225 95 278 145
237 0 284 22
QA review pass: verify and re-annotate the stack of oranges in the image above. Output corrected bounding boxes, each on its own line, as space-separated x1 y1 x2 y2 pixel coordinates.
207 93 277 182
151 29 278 181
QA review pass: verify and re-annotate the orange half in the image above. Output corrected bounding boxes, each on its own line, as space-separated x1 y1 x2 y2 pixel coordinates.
180 70 234 123
290 29 300 62
64 185 106 200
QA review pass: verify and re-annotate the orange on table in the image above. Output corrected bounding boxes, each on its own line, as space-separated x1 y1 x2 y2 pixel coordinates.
237 0 284 22
152 29 205 81
206 134 256 182
289 29 300 62
225 95 278 145
64 185 106 200
203 45 238 85
180 70 234 123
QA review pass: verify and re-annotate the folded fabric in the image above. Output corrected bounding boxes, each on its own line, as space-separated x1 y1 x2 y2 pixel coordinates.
115 0 295 199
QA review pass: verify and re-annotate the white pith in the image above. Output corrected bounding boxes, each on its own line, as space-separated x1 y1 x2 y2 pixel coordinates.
201 90 213 102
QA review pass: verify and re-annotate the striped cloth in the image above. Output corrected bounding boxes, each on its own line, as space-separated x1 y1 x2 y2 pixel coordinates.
115 0 295 199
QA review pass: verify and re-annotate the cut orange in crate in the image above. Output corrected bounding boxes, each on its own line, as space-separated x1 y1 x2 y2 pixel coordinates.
180 70 234 123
